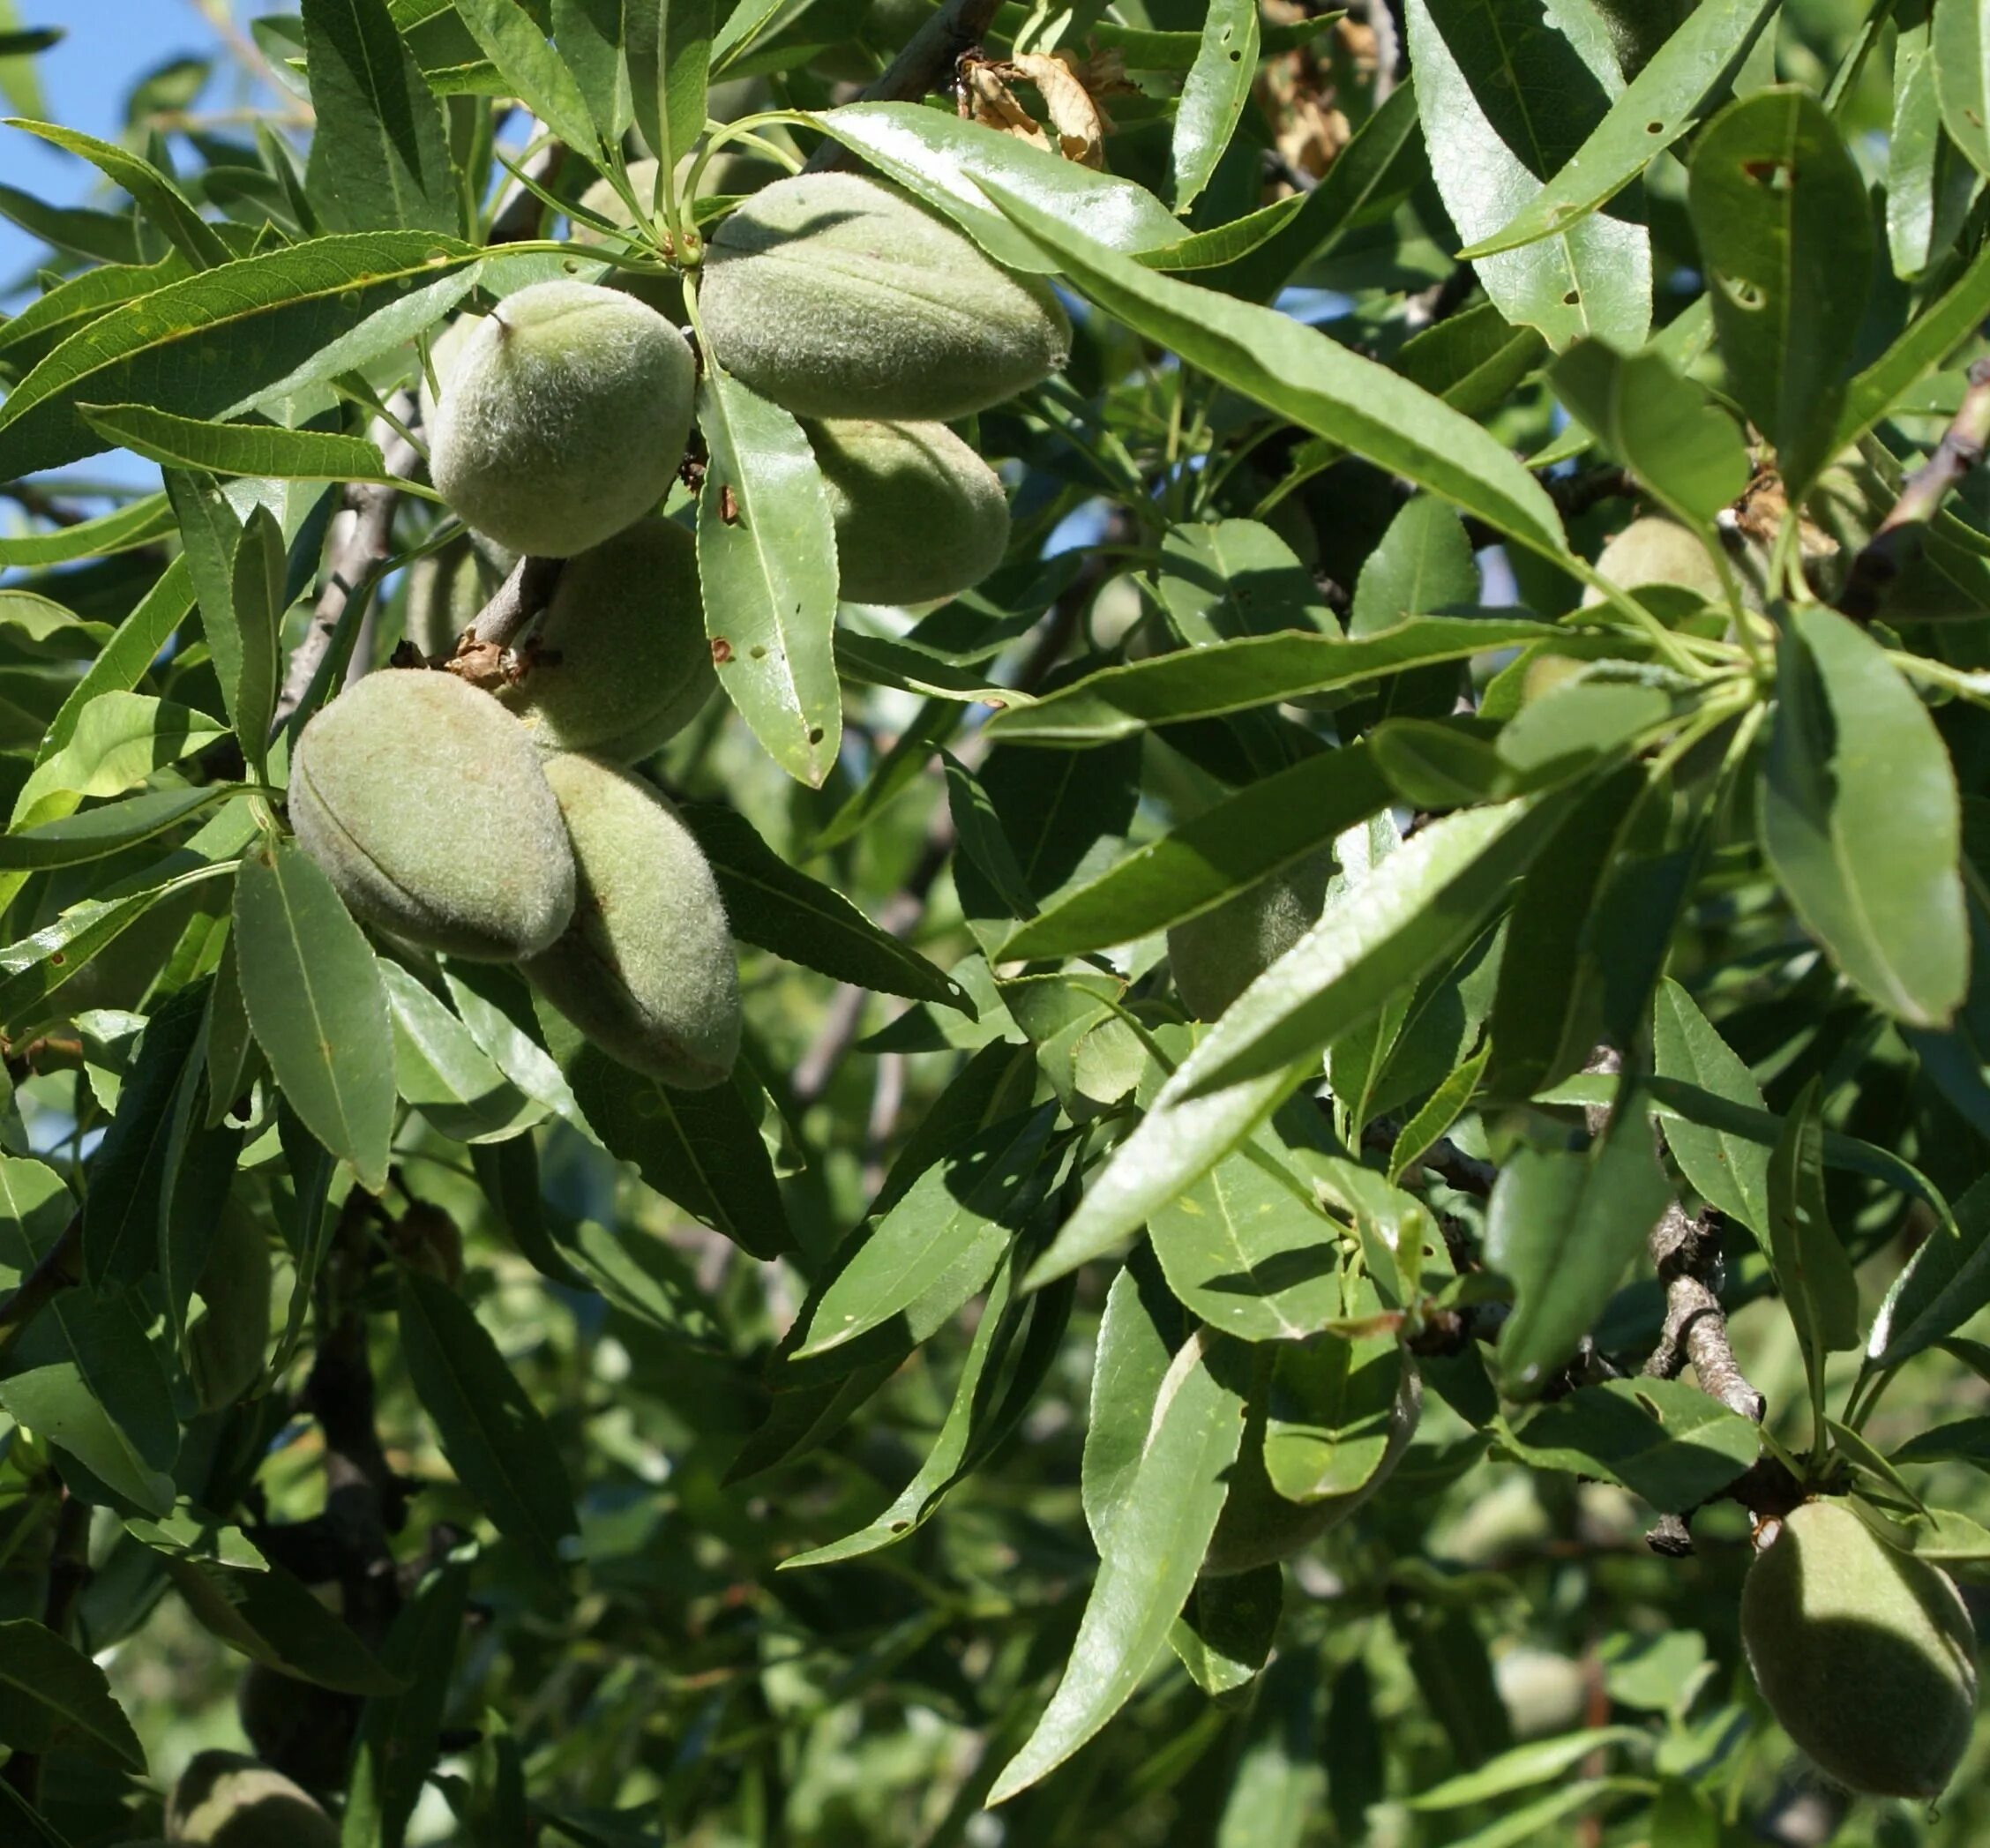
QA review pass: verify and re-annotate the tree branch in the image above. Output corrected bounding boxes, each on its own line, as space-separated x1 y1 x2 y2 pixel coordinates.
1581 1047 1765 1552
272 399 420 734
1838 355 1990 622
804 0 1005 171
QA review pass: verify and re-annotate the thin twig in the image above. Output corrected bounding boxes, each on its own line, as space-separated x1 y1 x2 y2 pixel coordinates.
1839 355 1990 621
469 554 565 649
804 0 1006 171
271 400 420 733
1582 1047 1766 1553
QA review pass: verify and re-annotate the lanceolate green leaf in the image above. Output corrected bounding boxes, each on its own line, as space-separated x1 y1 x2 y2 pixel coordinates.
1935 0 1990 181
568 1044 796 1261
1651 978 1772 1241
302 0 460 235
1759 602 1968 1029
781 1253 1030 1568
398 1268 579 1567
792 1106 1057 1358
976 184 1571 561
1871 1176 1990 1365
1549 342 1750 529
1500 1379 1759 1509
1767 1081 1862 1416
1838 235 1990 447
80 402 398 485
1686 90 1873 497
34 558 193 774
0 490 175 567
999 744 1391 961
450 0 599 157
1485 1099 1671 1398
1406 0 1651 350
0 232 482 480
0 256 190 371
234 841 397 1193
628 0 714 172
983 618 1560 747
1028 801 1563 1289
809 103 1184 276
0 784 236 871
988 1330 1247 1802
1186 796 1570 1095
5 118 228 269
224 506 285 774
1173 0 1260 213
696 369 842 787
1459 0 1777 258
678 802 970 1011
0 1620 144 1769
550 0 631 146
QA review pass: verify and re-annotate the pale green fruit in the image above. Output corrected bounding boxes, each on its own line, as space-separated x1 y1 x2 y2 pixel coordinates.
699 172 1070 419
289 670 575 961
498 519 714 762
430 280 695 557
186 1197 272 1411
1167 851 1333 1021
1581 516 1725 607
166 1752 338 1847
522 755 742 1088
404 530 515 658
809 419 1010 605
1201 1358 1421 1577
1742 1498 1979 1798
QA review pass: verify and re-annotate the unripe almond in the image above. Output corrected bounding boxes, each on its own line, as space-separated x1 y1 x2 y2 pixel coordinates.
166 1751 338 1847
1581 516 1725 608
498 519 714 762
289 670 575 961
430 281 695 557
810 419 1010 605
404 531 514 659
1167 850 1333 1021
699 172 1070 419
1742 1498 1978 1798
522 755 742 1089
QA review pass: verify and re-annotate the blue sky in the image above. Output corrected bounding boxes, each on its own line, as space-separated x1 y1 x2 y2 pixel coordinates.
2 1 285 288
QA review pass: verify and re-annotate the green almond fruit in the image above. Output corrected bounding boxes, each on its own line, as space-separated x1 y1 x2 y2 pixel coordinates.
1581 516 1726 608
699 172 1070 420
404 530 515 659
1742 1498 1979 1798
166 1751 338 1847
290 670 575 961
430 280 696 557
522 754 742 1088
498 518 714 762
1202 1352 1421 1578
1167 850 1333 1021
809 419 1011 606
186 1195 273 1412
